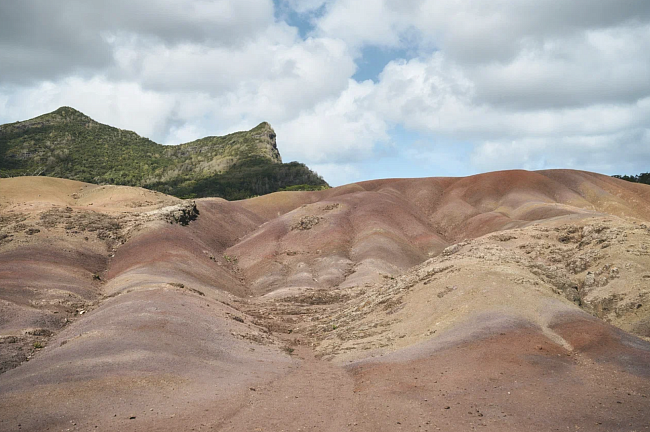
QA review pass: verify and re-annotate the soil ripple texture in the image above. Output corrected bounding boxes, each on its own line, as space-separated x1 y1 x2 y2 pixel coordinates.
1 171 650 431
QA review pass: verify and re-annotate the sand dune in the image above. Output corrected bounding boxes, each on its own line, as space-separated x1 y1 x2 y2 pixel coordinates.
1 171 650 431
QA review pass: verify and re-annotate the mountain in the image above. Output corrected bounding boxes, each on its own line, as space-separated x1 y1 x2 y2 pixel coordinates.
0 107 327 199
1 170 650 431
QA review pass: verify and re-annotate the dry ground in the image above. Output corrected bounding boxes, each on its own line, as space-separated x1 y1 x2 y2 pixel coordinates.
1 171 650 431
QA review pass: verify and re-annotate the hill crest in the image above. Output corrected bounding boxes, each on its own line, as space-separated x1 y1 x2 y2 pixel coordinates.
0 107 326 199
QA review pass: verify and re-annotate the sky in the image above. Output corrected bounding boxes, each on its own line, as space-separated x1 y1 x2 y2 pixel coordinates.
0 1 649 186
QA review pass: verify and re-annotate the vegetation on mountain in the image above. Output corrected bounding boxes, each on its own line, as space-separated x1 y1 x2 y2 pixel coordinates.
0 107 327 199
148 157 328 200
612 172 650 185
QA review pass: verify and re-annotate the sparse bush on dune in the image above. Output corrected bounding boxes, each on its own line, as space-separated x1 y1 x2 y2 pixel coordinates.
612 172 650 185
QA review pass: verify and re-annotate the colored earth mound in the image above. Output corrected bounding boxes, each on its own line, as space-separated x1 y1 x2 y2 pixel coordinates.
1 170 650 431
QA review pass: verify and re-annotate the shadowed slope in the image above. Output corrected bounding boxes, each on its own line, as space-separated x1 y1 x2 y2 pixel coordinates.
104 199 265 299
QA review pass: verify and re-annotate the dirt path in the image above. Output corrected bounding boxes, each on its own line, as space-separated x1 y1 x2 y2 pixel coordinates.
218 343 356 432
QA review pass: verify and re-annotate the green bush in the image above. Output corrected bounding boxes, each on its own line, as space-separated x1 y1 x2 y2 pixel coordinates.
612 173 650 185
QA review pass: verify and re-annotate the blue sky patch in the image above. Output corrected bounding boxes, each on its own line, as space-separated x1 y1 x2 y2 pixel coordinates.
353 45 412 83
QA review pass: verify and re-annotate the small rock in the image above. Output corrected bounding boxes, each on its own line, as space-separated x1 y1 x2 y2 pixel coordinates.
442 244 461 256
584 272 596 288
291 215 321 231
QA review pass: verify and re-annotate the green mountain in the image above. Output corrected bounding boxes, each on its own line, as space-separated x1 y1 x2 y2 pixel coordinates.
0 107 327 199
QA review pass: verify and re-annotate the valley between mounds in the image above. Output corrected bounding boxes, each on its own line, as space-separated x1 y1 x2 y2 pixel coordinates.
1 170 650 431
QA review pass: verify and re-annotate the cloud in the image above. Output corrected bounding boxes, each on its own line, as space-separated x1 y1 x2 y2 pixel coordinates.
308 162 362 186
471 128 650 174
469 24 650 110
356 52 650 174
366 54 650 139
300 0 650 174
1 0 649 184
315 0 405 49
112 32 355 119
276 80 388 163
0 1 357 145
1 77 175 139
279 0 328 15
0 0 276 83
310 0 650 110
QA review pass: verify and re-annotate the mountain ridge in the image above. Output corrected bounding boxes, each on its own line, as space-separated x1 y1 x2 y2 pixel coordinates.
0 107 327 199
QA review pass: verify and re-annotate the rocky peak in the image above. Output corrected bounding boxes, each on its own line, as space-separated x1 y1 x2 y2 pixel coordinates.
0 107 90 136
251 122 282 163
43 106 94 124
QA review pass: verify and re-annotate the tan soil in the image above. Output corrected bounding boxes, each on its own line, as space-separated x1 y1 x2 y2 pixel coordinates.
1 171 650 431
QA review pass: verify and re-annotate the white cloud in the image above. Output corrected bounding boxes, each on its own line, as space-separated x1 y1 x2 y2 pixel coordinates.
276 80 388 163
308 162 362 186
111 31 355 122
470 24 650 109
315 0 403 49
1 0 650 183
368 53 650 140
299 0 650 174
359 52 650 173
0 78 174 139
0 4 357 146
471 129 650 174
0 0 277 83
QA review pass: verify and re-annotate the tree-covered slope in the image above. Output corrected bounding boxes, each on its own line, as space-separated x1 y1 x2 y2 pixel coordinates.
0 107 327 199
